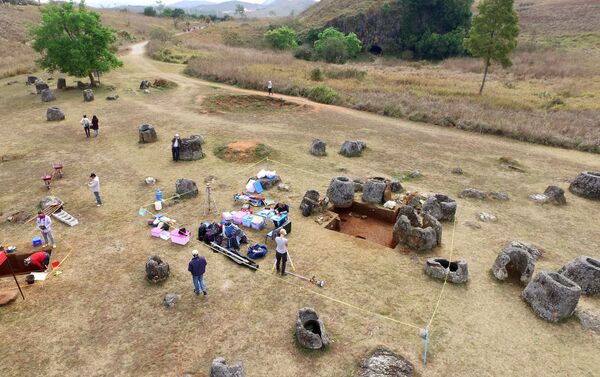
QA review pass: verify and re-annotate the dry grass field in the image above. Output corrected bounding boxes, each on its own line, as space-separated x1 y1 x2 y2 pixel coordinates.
0 41 599 377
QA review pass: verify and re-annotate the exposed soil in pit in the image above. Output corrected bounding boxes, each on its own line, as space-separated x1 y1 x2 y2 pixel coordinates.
201 94 312 113
326 202 398 248
215 140 273 163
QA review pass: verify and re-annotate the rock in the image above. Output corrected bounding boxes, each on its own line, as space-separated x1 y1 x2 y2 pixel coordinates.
57 78 66 90
544 185 566 205
393 213 441 252
7 211 32 224
145 177 157 185
354 182 364 193
327 176 355 208
0 291 19 306
138 124 157 143
140 80 152 90
459 188 487 199
422 194 457 222
300 189 325 217
83 89 94 102
310 139 327 156
46 107 65 121
163 293 179 308
40 88 55 102
451 167 463 175
277 183 290 191
106 94 119 100
358 347 414 377
407 170 421 179
295 307 330 349
145 255 170 283
528 194 549 203
339 140 366 157
180 135 205 161
397 205 420 227
6 80 18 85
488 191 509 201
463 221 481 229
569 171 600 200
575 309 600 333
390 179 403 193
175 178 198 199
558 256 600 295
362 177 387 204
522 271 581 322
143 89 150 94
491 243 537 284
27 76 38 84
478 212 497 223
425 258 469 283
210 357 245 377
35 81 49 94
383 200 396 209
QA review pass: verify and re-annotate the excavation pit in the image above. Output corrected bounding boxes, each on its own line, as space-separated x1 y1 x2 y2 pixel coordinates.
325 201 398 248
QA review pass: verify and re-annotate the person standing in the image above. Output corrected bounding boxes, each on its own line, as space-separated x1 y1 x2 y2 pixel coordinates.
91 115 99 137
188 249 207 296
275 229 288 276
88 173 102 206
36 211 56 248
267 80 273 96
24 251 51 271
171 134 181 162
80 115 91 138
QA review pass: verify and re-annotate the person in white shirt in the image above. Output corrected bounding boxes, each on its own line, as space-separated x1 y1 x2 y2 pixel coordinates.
267 80 273 96
80 115 91 138
171 134 181 162
36 211 56 248
275 229 288 275
88 173 102 206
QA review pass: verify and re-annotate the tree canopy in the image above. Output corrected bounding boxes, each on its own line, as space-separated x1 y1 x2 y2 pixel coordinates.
30 1 122 86
314 27 362 64
264 27 298 50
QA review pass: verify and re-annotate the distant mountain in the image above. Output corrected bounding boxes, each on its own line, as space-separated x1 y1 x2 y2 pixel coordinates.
254 0 317 17
169 1 214 9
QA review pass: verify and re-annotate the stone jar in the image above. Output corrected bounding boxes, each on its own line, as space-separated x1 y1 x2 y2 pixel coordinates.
522 271 581 322
326 176 355 208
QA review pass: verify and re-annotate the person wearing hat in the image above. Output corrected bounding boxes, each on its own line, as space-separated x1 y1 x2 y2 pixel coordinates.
88 173 102 206
188 249 207 296
171 134 181 162
36 211 56 248
275 228 288 276
24 251 51 271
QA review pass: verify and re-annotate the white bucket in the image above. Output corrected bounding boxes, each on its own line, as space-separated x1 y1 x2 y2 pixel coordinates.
154 201 163 211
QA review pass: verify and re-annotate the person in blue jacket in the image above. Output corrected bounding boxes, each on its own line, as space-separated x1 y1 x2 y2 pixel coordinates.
188 249 207 296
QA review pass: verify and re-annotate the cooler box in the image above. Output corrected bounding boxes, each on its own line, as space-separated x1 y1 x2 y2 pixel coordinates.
232 211 245 224
151 227 163 238
253 180 264 194
222 212 233 221
251 216 266 230
170 229 190 245
257 209 275 218
242 214 255 228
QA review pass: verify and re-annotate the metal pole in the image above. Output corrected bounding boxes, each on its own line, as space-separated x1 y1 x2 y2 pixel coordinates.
6 258 25 300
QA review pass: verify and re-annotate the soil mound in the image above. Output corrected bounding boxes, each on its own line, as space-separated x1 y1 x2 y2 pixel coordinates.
202 95 309 113
215 140 272 162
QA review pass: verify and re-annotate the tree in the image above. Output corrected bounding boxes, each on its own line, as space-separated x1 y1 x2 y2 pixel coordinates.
30 1 122 87
464 0 519 94
143 7 157 17
171 8 185 27
314 27 363 63
235 4 246 18
264 27 298 50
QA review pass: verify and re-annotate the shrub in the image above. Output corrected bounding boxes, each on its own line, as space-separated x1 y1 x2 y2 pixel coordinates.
222 31 242 46
294 46 316 61
308 85 338 104
143 7 157 17
303 27 324 45
149 27 173 42
264 27 298 50
309 67 323 81
324 68 366 80
415 30 465 60
314 27 363 63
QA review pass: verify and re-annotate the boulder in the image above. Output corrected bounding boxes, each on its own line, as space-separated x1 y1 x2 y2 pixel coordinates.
83 89 94 102
422 194 456 222
353 178 364 193
339 140 366 157
46 107 65 121
397 205 420 227
27 76 38 84
491 242 538 284
522 271 581 322
575 309 600 333
40 88 55 102
138 124 157 144
569 171 600 200
140 80 152 90
558 256 600 295
175 178 198 199
390 180 403 193
362 177 387 204
163 293 179 308
57 78 66 90
277 183 290 191
145 177 157 185
488 191 509 201
35 81 49 94
544 185 566 205
425 258 468 283
145 255 170 283
407 170 421 179
179 135 205 161
528 194 549 203
295 307 330 349
310 139 327 156
358 347 414 377
326 176 355 208
0 291 19 306
106 94 119 101
210 357 245 377
393 213 441 252
451 167 463 175
478 212 497 223
299 189 325 217
459 188 487 199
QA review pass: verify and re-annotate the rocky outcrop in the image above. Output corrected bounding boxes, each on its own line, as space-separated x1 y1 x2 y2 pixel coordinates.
40 88 55 102
558 256 600 295
310 139 327 156
425 258 468 284
180 135 205 161
362 177 387 204
175 178 198 199
146 255 169 283
422 194 456 221
491 242 539 284
569 171 600 200
326 176 355 208
339 140 366 157
295 307 329 349
83 89 94 102
393 210 442 252
138 124 157 143
210 357 245 377
523 271 581 322
47 107 65 121
358 347 414 377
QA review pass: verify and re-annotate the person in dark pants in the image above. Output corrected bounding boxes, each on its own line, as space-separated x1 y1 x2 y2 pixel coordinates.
171 134 181 161
275 229 288 276
188 249 207 296
273 202 289 228
91 115 99 137
80 115 91 138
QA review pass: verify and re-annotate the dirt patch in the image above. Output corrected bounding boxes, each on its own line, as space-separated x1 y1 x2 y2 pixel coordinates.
1 153 26 163
201 94 311 113
326 202 398 248
214 140 273 162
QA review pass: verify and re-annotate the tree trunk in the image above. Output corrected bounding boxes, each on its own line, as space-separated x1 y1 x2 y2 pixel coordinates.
479 57 490 95
88 72 95 87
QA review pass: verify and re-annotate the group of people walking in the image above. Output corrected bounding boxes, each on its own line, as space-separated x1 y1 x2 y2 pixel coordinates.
80 115 100 138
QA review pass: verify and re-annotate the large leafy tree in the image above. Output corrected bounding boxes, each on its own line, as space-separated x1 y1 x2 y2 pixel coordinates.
314 27 362 64
264 27 298 50
30 1 122 86
464 0 519 94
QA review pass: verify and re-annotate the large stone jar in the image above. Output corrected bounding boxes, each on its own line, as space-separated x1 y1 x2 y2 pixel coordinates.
326 176 355 208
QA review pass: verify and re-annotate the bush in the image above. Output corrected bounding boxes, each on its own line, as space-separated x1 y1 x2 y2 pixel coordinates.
324 68 366 80
415 30 465 60
308 85 338 104
303 27 324 45
143 7 157 17
309 68 323 81
314 27 363 64
294 46 316 61
264 27 298 50
222 31 242 46
149 27 173 42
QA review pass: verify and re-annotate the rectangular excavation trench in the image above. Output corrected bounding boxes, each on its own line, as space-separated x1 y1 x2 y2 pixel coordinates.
325 202 398 248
